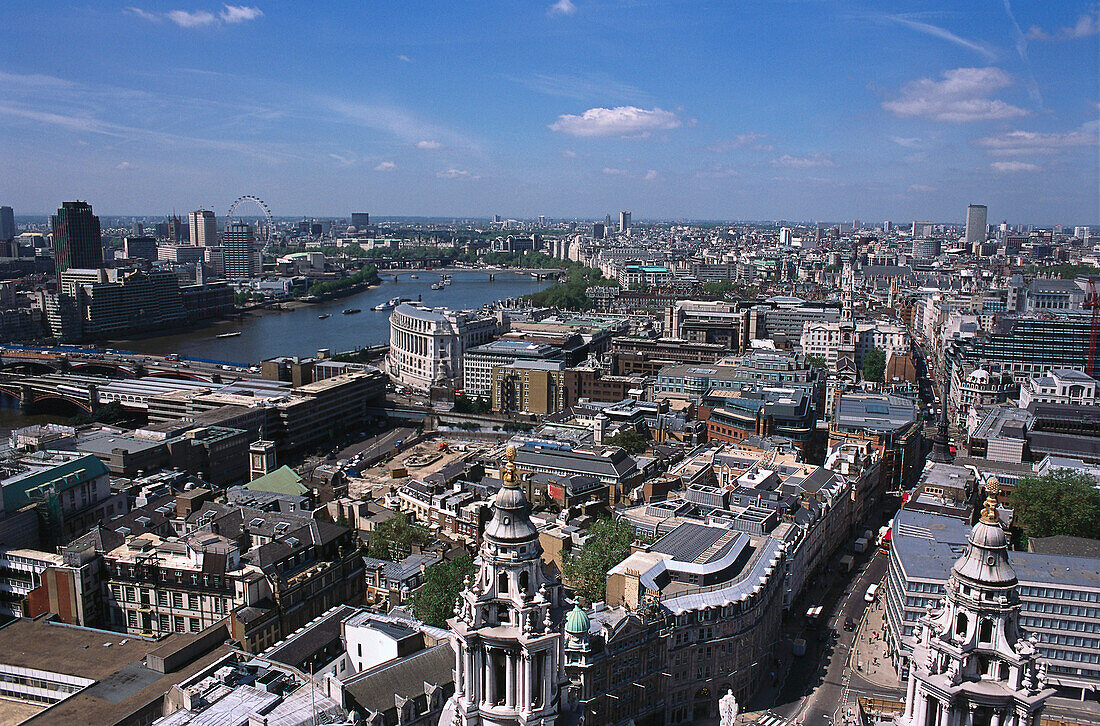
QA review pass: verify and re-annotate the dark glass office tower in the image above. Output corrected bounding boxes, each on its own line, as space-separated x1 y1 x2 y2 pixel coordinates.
51 201 103 284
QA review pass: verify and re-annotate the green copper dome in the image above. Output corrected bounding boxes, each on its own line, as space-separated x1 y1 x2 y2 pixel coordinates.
565 604 590 635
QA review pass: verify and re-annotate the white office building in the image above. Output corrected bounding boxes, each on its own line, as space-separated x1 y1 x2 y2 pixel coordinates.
386 303 497 392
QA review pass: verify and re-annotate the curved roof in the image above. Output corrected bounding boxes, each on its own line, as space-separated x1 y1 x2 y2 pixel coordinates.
565 604 590 634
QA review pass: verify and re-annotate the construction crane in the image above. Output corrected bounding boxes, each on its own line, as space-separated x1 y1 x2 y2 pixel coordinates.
1088 278 1099 378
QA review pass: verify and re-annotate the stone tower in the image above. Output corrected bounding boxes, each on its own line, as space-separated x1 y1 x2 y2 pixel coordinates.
899 478 1053 726
442 446 569 726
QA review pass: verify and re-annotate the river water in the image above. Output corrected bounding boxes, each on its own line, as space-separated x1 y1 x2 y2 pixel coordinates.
117 271 552 365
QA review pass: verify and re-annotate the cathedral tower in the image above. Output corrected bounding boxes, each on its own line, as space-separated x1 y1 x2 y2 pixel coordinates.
900 478 1053 726
442 446 569 726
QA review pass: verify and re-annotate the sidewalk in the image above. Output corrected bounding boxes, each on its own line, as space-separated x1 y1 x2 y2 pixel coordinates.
850 597 902 691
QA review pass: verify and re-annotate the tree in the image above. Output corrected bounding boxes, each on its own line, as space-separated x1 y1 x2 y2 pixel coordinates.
605 428 649 454
410 555 476 627
364 512 433 561
1011 470 1100 544
563 518 639 604
804 354 827 370
862 347 886 382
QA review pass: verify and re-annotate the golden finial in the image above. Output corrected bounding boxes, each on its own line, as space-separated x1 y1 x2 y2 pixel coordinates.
981 477 1000 524
502 445 519 488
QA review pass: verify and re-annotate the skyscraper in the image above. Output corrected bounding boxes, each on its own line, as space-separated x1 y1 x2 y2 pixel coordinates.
351 212 370 229
223 221 256 279
188 209 217 246
51 201 103 285
0 206 14 241
131 221 144 236
965 204 987 251
619 210 631 233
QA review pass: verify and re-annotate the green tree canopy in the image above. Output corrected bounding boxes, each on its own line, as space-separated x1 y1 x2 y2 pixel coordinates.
605 428 649 454
1011 470 1100 542
410 555 476 627
862 346 886 382
563 518 639 604
364 512 433 561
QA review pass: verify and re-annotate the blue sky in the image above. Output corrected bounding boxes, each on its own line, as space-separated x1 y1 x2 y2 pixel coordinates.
1 1 1097 223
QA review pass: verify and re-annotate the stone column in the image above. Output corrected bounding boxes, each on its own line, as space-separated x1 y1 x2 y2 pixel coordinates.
991 710 1003 726
506 649 516 708
914 693 928 726
966 703 978 726
905 674 918 721
456 641 465 695
520 652 530 713
482 646 492 708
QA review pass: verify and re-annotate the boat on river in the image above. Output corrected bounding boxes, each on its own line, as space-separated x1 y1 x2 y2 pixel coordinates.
216 331 242 338
318 314 331 319
342 308 362 315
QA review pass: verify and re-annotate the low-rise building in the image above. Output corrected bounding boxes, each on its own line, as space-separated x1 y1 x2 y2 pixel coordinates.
1018 369 1100 408
491 359 569 414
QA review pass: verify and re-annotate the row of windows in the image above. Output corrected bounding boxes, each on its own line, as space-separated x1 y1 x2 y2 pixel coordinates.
1039 647 1100 664
1020 615 1100 634
1037 631 1100 650
1018 586 1100 603
1021 601 1100 619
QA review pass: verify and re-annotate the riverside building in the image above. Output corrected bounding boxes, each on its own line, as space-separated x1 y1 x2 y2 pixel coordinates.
386 303 497 392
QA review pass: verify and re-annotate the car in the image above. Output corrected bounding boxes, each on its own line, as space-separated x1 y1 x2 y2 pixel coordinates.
844 617 856 632
864 583 879 602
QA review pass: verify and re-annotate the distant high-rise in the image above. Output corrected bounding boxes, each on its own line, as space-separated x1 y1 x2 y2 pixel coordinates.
131 221 144 236
167 213 184 243
779 227 794 246
619 211 631 233
538 215 546 227
188 209 217 246
883 220 891 233
605 213 612 230
0 206 15 241
965 204 987 250
223 221 256 279
1075 226 1091 242
351 212 370 229
592 222 606 239
493 214 502 224
51 201 103 285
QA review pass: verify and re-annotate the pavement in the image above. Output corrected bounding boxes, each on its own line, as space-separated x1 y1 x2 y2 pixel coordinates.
849 596 901 691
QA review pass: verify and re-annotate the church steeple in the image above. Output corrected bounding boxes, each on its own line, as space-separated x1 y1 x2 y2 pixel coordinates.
442 445 569 726
899 478 1053 726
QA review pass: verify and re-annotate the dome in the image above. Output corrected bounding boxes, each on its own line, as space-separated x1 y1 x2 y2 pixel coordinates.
346 225 358 233
968 368 990 383
565 604 590 635
951 478 1017 587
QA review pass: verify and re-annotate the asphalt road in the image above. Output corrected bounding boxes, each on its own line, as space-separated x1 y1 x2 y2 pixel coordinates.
769 549 893 726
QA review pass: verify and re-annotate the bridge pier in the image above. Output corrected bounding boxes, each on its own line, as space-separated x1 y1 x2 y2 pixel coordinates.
19 385 33 414
488 273 494 281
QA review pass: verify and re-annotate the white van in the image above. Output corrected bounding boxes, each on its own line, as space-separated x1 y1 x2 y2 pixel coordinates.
864 583 879 602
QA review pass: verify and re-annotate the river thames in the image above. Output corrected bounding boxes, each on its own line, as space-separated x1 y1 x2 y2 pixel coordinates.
117 270 552 364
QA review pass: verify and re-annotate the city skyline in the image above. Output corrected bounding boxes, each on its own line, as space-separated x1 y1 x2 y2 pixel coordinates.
1 1 1098 222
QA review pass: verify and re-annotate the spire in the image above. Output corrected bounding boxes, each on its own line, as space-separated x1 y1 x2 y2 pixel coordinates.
928 365 954 463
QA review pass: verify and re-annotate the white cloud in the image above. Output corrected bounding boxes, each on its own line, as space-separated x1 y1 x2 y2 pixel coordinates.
707 133 770 152
889 136 923 148
549 106 681 138
883 67 1029 122
548 0 576 16
437 168 477 179
696 166 740 179
644 169 658 181
992 161 1041 172
601 167 629 176
416 140 442 149
397 54 412 63
975 122 1099 155
908 184 936 193
116 161 132 170
877 15 996 61
1025 11 1099 40
133 5 261 27
328 153 354 166
374 161 396 171
560 149 578 158
126 6 161 21
508 73 649 104
167 9 217 27
771 153 837 169
219 5 263 23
